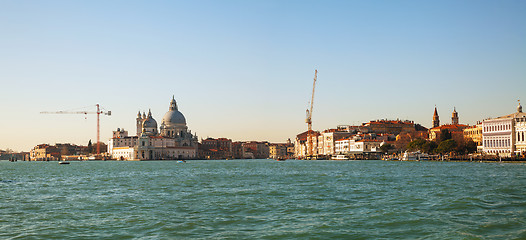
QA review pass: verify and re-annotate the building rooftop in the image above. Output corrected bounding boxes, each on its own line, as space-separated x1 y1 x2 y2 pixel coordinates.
430 124 469 131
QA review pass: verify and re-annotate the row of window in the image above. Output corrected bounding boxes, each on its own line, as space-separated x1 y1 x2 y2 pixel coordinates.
486 149 510 153
465 129 482 135
484 138 511 148
484 124 511 132
518 131 526 142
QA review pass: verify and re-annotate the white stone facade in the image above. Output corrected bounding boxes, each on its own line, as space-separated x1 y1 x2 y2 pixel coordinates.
515 114 526 154
108 96 198 160
335 138 382 154
482 103 526 157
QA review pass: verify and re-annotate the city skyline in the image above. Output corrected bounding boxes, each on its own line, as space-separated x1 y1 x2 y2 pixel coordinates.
1 0 525 152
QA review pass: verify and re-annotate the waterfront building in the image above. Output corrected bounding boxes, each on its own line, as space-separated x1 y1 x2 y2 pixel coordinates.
286 138 295 157
269 140 294 159
334 138 382 154
294 130 320 159
295 120 426 159
516 105 526 155
360 120 427 151
55 143 88 156
231 142 245 159
199 138 233 159
316 129 354 157
242 141 270 159
394 131 429 150
482 102 526 156
0 151 29 161
269 144 286 159
362 119 424 135
30 144 60 161
108 96 198 160
28 142 100 161
429 124 469 142
463 122 483 148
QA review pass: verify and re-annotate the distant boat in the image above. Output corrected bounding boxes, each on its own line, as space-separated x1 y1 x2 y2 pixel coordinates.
331 155 349 160
58 161 70 165
275 157 286 161
402 151 429 161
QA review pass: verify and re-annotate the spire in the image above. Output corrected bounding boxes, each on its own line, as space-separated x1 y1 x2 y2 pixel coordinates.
432 106 440 128
148 109 152 118
137 111 142 119
142 112 146 119
169 95 178 111
518 100 523 113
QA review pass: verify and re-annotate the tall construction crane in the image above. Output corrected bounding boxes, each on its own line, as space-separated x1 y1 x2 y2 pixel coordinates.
306 69 317 157
41 104 111 156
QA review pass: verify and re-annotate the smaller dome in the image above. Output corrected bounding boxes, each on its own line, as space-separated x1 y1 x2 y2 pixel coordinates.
143 117 157 129
142 109 157 129
518 102 523 113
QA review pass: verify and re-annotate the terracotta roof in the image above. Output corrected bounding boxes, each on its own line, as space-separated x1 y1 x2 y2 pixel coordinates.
335 137 351 142
323 129 339 133
296 130 320 140
365 120 414 125
149 136 166 139
430 124 469 131
356 139 383 142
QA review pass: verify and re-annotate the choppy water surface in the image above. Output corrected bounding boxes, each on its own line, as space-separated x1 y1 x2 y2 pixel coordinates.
1 160 525 239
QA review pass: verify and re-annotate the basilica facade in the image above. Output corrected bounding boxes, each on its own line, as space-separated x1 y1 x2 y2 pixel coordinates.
108 96 198 160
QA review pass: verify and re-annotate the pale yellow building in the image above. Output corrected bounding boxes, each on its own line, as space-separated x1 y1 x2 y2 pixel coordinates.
463 122 482 146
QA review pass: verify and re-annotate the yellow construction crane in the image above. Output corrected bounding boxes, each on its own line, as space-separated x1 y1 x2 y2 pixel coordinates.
40 104 111 156
306 69 317 157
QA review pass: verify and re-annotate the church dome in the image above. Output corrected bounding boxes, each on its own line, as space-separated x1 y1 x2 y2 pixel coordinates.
142 109 158 129
162 96 187 126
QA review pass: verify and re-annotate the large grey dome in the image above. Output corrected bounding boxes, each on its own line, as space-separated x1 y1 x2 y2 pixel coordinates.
162 110 186 126
162 96 187 126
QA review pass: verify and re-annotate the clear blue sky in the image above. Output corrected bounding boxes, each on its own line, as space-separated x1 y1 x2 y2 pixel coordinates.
1 0 525 151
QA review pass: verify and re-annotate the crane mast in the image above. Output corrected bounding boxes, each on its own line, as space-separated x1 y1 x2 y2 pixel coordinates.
40 104 111 156
306 70 317 157
306 69 317 131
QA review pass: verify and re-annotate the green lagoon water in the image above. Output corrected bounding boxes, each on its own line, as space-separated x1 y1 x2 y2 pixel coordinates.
1 160 525 239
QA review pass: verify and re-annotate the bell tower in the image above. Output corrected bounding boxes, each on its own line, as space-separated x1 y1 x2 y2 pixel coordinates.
433 106 440 128
136 111 143 136
452 107 459 125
